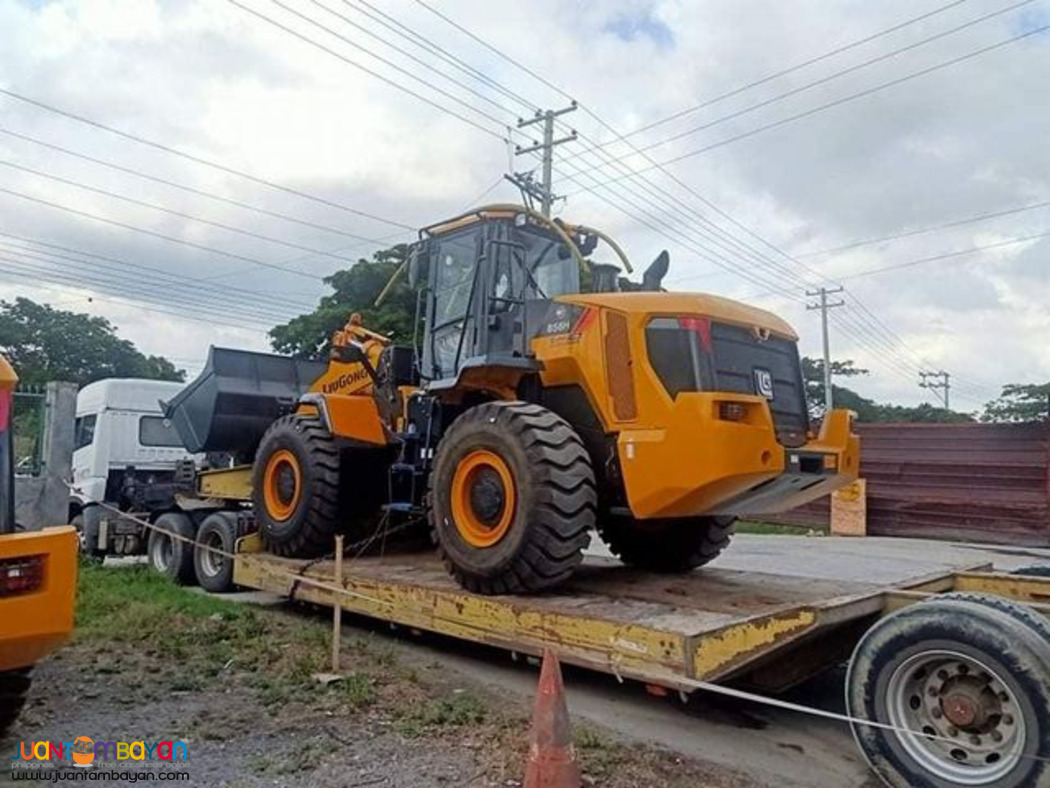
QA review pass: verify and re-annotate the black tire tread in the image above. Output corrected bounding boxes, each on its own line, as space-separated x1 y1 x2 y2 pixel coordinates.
429 401 595 595
0 668 32 739
193 512 239 593
253 415 343 558
598 514 735 572
148 512 197 585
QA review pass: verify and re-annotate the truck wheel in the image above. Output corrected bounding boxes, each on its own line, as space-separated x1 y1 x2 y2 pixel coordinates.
75 507 106 562
847 597 1050 788
147 512 196 585
194 512 238 593
428 401 595 595
252 415 342 558
0 668 32 738
598 514 735 572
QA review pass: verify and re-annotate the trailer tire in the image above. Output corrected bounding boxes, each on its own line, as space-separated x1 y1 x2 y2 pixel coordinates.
148 512 196 585
847 597 1050 788
253 415 343 558
597 514 735 572
429 401 595 595
0 668 32 738
194 512 238 593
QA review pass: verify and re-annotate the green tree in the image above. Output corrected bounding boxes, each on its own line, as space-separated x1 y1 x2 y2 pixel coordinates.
0 297 184 386
981 383 1050 423
270 245 416 357
801 356 972 423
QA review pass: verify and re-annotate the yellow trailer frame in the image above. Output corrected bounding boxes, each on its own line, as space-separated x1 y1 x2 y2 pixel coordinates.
230 533 1050 692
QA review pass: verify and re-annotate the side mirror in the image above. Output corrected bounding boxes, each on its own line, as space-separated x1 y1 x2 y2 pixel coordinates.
407 243 427 289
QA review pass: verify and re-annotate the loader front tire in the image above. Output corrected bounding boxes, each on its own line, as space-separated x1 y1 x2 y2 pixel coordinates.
598 514 734 572
253 415 343 558
429 401 595 595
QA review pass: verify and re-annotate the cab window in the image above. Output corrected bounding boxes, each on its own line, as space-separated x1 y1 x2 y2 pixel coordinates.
139 416 184 448
74 415 97 450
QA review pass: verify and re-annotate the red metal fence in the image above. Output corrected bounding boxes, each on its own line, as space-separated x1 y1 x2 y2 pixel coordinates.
773 423 1050 546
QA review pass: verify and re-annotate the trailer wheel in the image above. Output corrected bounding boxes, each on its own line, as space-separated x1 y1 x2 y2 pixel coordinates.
0 668 31 738
253 415 343 558
847 597 1050 788
194 512 238 593
429 401 595 595
597 514 735 572
147 512 196 585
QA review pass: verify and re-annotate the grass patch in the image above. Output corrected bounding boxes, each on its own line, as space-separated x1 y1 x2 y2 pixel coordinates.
396 691 486 737
735 520 826 536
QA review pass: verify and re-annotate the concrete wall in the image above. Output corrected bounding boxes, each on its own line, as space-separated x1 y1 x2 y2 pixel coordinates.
14 381 76 529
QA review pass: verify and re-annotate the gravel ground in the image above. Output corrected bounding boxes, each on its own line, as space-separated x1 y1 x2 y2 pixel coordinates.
2 564 756 788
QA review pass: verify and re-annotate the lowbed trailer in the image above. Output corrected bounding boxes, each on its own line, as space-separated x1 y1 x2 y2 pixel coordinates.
229 533 1050 788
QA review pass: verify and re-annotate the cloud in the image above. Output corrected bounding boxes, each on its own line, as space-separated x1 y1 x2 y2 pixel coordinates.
0 0 1046 409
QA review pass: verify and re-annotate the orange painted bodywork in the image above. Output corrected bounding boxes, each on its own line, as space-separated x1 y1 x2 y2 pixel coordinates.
301 315 394 446
532 292 859 519
0 527 78 672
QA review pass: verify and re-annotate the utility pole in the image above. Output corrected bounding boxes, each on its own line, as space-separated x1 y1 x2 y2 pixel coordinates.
513 102 577 217
806 286 845 411
919 371 951 409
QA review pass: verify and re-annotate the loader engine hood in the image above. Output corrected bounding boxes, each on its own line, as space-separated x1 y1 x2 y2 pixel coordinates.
553 291 809 448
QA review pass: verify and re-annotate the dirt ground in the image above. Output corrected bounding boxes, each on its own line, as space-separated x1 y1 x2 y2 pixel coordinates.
3 564 757 787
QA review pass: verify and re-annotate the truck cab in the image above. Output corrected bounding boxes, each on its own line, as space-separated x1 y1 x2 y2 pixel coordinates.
71 378 198 556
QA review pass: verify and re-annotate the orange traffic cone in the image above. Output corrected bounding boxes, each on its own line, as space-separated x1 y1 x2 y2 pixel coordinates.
524 648 581 788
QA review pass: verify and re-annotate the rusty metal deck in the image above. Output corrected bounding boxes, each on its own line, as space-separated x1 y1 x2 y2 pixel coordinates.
233 535 991 690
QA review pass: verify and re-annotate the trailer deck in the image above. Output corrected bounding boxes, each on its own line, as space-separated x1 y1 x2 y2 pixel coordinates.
232 534 1009 691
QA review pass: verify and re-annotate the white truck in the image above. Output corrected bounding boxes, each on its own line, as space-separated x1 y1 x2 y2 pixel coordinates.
70 378 242 589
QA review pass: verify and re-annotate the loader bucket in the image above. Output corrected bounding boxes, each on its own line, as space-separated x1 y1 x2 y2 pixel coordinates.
164 347 327 456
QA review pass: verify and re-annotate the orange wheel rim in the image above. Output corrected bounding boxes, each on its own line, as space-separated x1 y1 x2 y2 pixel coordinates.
263 449 302 521
450 449 516 548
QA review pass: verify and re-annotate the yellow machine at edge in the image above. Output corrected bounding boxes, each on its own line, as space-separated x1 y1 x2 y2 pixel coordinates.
0 355 78 737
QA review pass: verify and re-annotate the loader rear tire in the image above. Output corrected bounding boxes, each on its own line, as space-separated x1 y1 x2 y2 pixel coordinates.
429 401 595 595
598 514 735 572
253 415 344 558
0 668 32 739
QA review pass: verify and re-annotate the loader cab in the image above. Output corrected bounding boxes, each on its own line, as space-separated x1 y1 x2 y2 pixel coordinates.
418 213 581 385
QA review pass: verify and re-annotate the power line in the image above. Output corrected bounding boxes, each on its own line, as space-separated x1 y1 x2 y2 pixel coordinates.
0 249 295 326
589 0 1036 160
0 87 416 230
839 228 1050 280
0 259 278 332
0 125 400 245
795 198 1050 257
0 231 317 312
566 0 978 157
0 183 324 280
0 158 370 266
226 0 511 144
568 22 1050 192
339 0 537 115
303 0 527 120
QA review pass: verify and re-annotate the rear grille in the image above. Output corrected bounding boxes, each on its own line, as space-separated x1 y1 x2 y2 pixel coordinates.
710 323 809 447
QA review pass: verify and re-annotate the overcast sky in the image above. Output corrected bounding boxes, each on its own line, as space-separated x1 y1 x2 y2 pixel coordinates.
1 0 1048 410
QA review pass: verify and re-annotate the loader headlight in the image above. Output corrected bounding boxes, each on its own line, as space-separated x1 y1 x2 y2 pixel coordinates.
718 402 749 422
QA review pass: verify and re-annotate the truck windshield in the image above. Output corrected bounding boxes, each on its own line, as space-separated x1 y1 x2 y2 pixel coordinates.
74 415 96 451
139 416 184 448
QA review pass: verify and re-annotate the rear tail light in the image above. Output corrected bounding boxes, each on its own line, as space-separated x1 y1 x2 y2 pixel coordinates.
677 316 711 351
0 555 44 597
719 402 749 422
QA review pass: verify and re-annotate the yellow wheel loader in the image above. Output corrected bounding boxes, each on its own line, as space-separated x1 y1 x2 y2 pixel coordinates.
167 205 858 595
0 356 77 737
